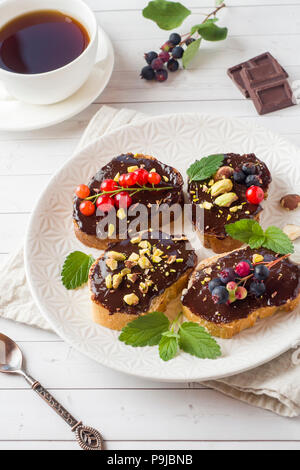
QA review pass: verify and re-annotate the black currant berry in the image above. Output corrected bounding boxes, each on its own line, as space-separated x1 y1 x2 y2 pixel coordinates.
172 46 184 59
155 69 168 82
144 51 158 65
242 164 256 175
169 33 181 45
212 286 229 304
167 58 179 72
208 278 223 293
185 38 196 46
218 267 236 284
253 265 270 281
245 175 262 188
233 170 246 184
151 58 164 70
140 65 155 80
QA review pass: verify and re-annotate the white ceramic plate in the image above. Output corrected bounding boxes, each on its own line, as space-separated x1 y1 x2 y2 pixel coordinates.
0 26 114 132
24 113 300 382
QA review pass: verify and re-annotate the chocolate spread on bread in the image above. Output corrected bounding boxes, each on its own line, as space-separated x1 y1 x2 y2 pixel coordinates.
89 232 197 315
181 247 300 324
188 153 272 239
73 153 184 237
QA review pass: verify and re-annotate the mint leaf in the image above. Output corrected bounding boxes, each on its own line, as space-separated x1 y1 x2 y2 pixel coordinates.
61 251 95 290
225 219 263 245
196 21 227 41
187 154 224 181
190 18 218 35
179 322 221 359
263 226 294 255
143 0 191 30
119 311 170 347
182 38 201 69
159 331 179 361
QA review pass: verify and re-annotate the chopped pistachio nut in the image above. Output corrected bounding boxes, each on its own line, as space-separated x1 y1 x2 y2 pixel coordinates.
176 258 184 263
165 272 170 277
138 240 151 250
123 293 139 306
204 277 211 282
139 282 148 294
150 168 156 173
105 258 118 271
153 248 164 257
128 252 139 262
170 269 176 273
152 255 162 264
163 175 169 182
112 273 123 289
117 208 126 220
127 273 138 283
138 256 152 269
227 214 232 221
145 279 154 287
127 165 138 173
108 224 115 237
139 248 151 257
130 235 142 244
208 179 214 186
113 172 120 182
108 251 126 261
167 255 176 264
121 268 131 276
253 254 264 263
200 201 213 210
105 274 112 289
229 205 239 213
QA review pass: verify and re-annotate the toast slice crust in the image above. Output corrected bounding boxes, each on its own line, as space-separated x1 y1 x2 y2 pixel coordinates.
74 153 184 250
89 231 197 330
181 246 300 338
188 153 272 254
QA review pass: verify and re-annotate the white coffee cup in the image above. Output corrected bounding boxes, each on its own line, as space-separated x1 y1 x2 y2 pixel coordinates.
0 0 98 104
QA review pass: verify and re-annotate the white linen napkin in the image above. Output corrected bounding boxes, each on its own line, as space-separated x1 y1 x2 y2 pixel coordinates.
1 105 300 418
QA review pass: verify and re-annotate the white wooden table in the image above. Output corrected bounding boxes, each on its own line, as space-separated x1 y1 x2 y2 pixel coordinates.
0 0 300 451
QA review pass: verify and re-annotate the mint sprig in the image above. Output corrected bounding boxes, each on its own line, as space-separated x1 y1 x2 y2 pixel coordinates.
119 312 221 362
187 154 224 182
225 220 294 255
61 251 95 290
143 0 191 30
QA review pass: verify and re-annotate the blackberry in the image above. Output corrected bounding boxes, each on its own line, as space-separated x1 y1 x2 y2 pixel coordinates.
169 33 181 45
151 58 164 70
245 175 262 188
254 265 270 281
250 281 266 297
172 46 184 59
233 170 246 184
218 267 236 284
167 58 179 72
144 51 158 65
155 69 168 82
140 66 155 80
208 278 223 293
212 286 229 305
185 37 196 46
242 164 256 175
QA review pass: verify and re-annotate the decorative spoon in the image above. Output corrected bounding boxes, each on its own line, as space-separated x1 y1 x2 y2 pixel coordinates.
0 333 103 450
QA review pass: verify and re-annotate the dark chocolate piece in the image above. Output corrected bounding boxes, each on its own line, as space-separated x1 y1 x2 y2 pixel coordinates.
241 68 295 115
181 247 300 324
188 153 272 239
227 52 288 98
89 231 197 315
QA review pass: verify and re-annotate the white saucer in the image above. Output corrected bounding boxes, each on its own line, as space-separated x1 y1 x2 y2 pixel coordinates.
0 26 114 132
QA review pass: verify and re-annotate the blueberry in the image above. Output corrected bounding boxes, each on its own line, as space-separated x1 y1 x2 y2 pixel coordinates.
250 281 266 297
208 278 223 293
254 265 270 281
218 267 236 284
233 170 246 184
167 58 179 72
140 66 155 80
185 38 196 46
172 46 184 59
242 164 256 175
212 286 229 304
169 33 181 45
155 69 168 82
151 58 164 70
245 175 262 188
144 51 158 65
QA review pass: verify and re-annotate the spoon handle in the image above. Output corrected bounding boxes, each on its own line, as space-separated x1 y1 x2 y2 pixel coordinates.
23 373 103 450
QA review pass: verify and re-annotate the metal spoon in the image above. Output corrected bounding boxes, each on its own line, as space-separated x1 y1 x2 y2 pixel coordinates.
0 333 103 450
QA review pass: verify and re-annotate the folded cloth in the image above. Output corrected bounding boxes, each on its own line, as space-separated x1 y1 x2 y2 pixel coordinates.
1 104 300 418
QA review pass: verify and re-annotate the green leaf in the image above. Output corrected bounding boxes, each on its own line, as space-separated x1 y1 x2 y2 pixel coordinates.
263 226 294 255
215 0 225 6
159 331 179 361
179 322 221 359
190 18 218 35
225 219 264 245
143 0 191 30
61 251 95 290
187 154 224 181
119 311 170 347
182 38 201 69
197 21 228 41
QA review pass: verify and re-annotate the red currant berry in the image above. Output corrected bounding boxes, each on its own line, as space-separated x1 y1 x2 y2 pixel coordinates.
100 179 118 192
114 191 132 208
79 200 95 216
75 184 90 199
134 168 149 185
96 195 115 212
246 185 264 205
148 172 161 185
124 172 138 187
119 173 129 187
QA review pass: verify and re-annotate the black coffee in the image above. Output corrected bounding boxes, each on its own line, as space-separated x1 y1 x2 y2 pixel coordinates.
0 10 90 74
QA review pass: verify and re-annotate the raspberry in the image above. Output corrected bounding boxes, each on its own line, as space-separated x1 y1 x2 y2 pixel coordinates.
155 69 168 82
172 46 184 59
151 58 164 70
158 51 170 63
169 33 181 45
144 51 158 65
167 58 179 72
140 65 155 80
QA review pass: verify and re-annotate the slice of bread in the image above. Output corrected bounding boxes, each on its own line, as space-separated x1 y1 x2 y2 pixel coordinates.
181 246 300 338
88 231 197 330
188 153 272 254
74 153 184 251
